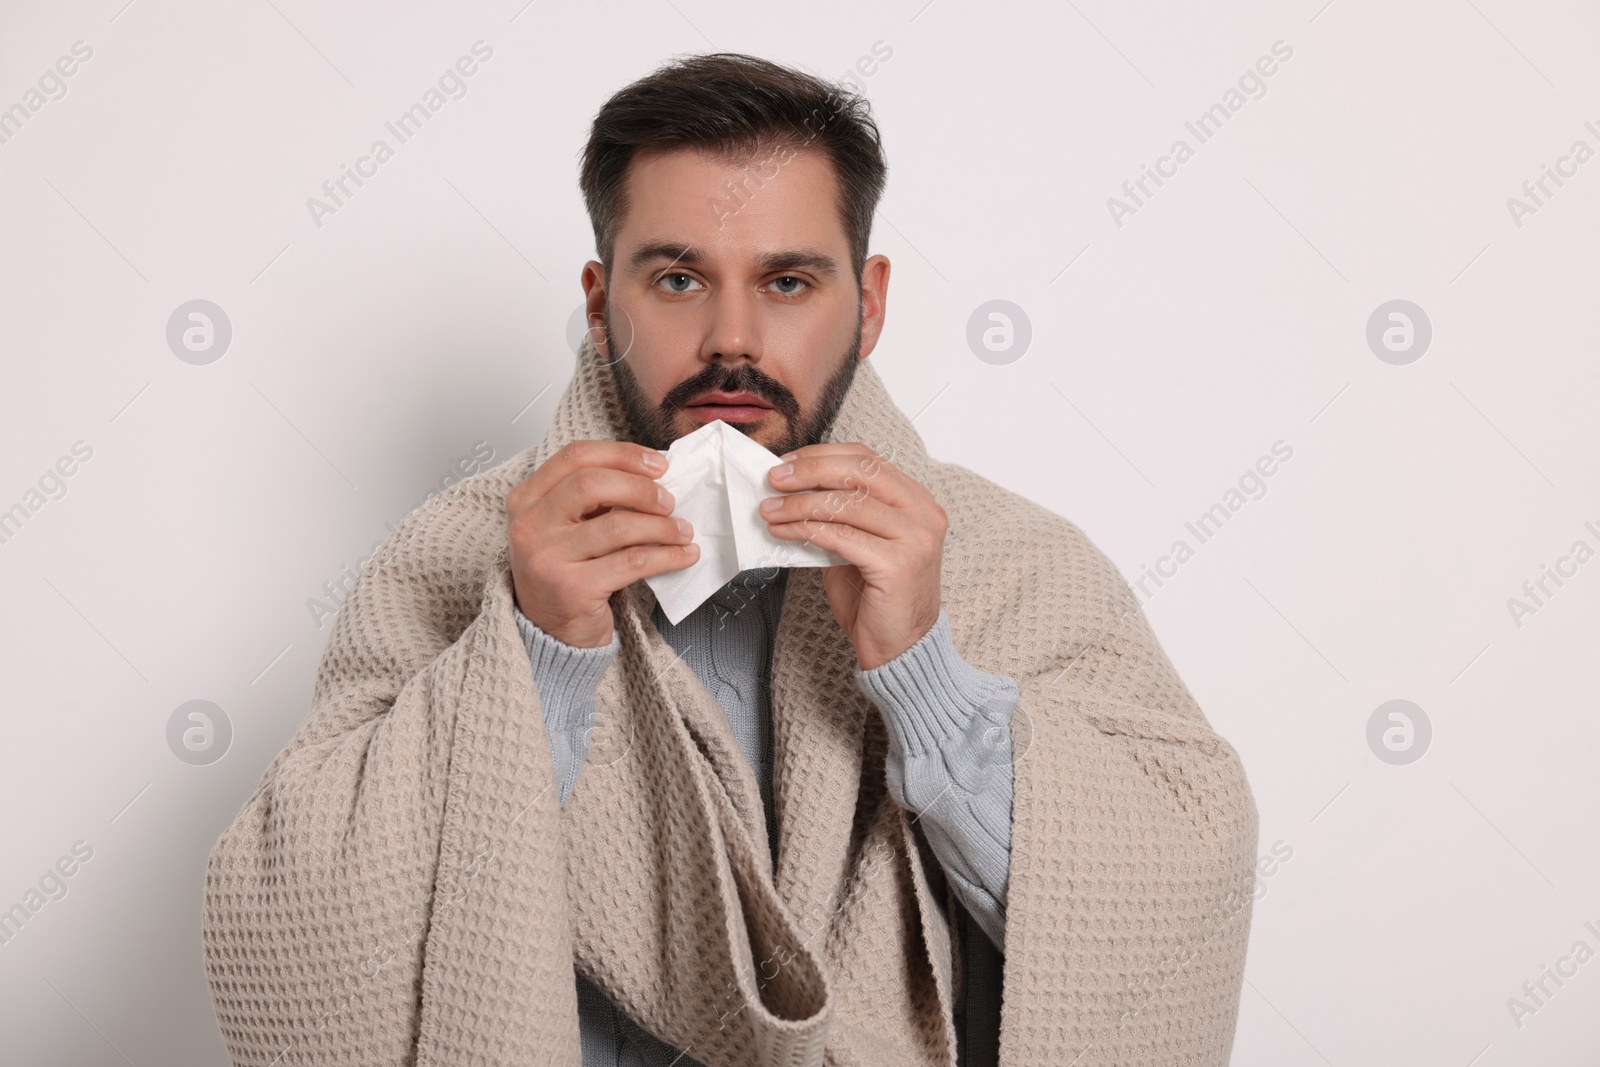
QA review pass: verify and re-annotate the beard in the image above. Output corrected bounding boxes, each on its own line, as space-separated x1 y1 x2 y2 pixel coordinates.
599 304 864 456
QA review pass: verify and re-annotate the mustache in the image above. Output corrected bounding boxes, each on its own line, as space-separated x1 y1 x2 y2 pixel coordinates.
664 366 800 418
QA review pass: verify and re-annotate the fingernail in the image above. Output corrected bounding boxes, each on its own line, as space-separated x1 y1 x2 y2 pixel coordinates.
644 451 667 473
675 518 693 537
771 463 793 479
759 497 780 514
779 451 797 462
658 486 673 508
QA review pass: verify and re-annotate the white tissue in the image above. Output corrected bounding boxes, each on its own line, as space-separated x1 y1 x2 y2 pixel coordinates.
643 419 848 624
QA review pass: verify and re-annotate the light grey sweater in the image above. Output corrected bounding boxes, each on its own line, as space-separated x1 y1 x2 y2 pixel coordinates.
515 566 1016 1066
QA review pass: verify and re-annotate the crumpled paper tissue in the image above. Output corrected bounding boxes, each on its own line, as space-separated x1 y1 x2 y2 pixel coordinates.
643 418 848 624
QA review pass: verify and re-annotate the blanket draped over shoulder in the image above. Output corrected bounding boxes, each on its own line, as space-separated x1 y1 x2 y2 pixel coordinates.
202 335 1259 1066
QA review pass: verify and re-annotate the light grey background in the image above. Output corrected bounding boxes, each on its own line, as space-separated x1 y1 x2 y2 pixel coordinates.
2 0 1596 1063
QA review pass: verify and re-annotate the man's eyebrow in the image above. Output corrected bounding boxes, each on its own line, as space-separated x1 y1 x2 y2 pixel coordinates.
760 249 840 278
625 242 839 279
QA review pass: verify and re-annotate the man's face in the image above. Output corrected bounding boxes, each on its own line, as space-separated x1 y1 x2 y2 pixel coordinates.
581 144 890 455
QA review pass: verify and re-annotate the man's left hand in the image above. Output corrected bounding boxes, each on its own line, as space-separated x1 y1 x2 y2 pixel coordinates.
760 442 945 670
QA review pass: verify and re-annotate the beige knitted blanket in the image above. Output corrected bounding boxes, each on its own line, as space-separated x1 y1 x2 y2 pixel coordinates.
203 335 1259 1066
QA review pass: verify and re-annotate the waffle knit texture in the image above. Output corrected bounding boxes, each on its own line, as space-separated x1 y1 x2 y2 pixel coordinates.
517 572 1014 1064
201 333 1259 1066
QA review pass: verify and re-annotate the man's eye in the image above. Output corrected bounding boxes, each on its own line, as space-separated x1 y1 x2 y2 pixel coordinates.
769 276 808 296
657 273 702 293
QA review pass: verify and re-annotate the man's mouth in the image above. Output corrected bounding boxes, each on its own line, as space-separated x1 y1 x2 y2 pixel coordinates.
684 391 774 424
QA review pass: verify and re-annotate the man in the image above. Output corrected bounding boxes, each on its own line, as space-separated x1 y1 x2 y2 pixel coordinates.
203 53 1259 1067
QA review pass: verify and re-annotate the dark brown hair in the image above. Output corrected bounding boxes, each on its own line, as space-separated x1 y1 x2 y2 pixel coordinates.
579 52 888 286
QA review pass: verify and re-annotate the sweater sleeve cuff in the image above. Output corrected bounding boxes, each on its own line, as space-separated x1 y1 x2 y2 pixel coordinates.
514 605 619 730
853 608 1018 757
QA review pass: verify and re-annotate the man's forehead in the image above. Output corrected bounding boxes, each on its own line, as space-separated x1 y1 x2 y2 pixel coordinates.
616 145 848 270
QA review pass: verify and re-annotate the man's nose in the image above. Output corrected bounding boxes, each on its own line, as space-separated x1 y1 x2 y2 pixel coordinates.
701 288 761 365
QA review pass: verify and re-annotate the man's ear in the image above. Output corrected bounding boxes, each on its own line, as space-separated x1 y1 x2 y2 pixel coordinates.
580 260 608 356
857 254 891 359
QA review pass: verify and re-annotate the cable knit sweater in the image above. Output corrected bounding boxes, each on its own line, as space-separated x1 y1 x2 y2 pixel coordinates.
516 566 1014 1065
201 337 1259 1066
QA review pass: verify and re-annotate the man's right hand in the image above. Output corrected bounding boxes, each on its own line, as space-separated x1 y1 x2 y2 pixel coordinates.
506 440 698 648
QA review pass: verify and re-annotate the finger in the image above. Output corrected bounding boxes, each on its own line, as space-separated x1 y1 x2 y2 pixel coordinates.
568 508 694 563
507 440 667 520
774 441 886 463
544 464 675 525
758 487 902 541
766 514 891 568
767 452 914 508
583 540 701 591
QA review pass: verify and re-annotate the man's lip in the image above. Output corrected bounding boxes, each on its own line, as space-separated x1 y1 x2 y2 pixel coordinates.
686 394 772 409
